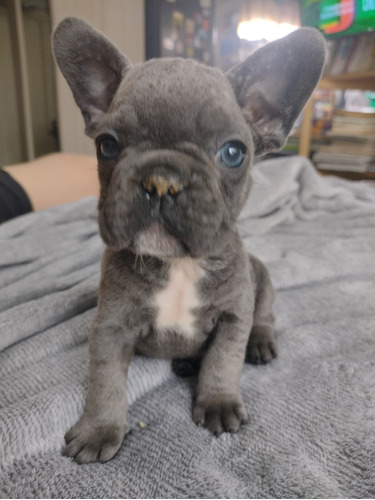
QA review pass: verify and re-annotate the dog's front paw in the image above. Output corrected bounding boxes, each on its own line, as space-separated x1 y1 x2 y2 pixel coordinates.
246 326 277 364
63 416 129 464
193 394 248 435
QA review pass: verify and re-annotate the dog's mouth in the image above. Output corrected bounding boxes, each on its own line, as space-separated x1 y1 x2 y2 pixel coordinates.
133 222 187 258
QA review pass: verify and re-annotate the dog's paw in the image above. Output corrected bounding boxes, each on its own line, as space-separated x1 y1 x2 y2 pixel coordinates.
193 394 248 435
246 326 277 364
63 416 129 464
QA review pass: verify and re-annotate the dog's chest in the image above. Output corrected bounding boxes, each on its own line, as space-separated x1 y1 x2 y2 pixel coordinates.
153 259 204 337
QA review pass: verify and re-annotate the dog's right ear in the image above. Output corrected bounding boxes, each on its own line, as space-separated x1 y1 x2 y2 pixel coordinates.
52 17 130 135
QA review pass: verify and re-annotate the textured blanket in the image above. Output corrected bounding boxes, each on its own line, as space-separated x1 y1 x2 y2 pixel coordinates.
1 156 375 498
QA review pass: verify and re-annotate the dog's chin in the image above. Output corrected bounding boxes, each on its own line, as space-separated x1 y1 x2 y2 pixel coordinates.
133 222 187 259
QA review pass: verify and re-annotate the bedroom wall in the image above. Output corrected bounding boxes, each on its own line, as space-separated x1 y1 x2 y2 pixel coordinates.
0 1 58 166
49 0 145 155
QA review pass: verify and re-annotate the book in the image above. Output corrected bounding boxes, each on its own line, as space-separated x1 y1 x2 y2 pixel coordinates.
323 39 339 75
327 109 375 137
346 33 375 73
330 37 356 75
326 33 375 75
316 161 375 173
368 39 375 71
315 141 375 157
313 123 375 174
314 152 374 166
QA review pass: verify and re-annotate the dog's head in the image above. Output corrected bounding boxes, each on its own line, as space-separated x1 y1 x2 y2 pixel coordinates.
53 18 326 258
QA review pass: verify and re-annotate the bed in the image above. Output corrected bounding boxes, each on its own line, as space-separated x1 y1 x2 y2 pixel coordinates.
1 155 375 498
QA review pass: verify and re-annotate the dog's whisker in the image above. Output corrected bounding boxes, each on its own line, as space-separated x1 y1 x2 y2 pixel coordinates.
140 254 150 274
187 256 194 272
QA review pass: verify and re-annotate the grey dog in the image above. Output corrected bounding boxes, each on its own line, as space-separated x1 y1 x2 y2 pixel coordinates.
53 17 326 464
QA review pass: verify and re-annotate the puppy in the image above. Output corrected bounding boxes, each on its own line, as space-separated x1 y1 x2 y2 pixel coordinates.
53 18 326 463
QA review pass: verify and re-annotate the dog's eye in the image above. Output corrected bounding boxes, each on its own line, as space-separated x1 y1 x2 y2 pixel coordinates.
96 135 120 161
218 141 246 168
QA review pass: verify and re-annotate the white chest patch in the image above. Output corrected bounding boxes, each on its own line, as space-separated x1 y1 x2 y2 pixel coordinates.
154 258 204 338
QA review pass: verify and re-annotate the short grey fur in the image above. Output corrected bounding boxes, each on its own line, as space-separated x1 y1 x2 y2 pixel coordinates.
51 17 326 464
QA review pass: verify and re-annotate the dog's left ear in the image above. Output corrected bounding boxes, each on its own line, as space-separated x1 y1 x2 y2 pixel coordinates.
226 28 326 155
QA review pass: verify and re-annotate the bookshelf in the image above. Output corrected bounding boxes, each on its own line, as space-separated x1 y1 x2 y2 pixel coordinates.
298 32 375 180
298 73 375 179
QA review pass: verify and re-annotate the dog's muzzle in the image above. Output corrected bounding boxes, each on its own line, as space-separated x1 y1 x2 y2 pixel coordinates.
136 170 187 256
98 148 226 257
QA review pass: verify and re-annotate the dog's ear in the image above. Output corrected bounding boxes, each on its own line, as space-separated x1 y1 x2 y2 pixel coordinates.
52 17 130 135
226 28 326 156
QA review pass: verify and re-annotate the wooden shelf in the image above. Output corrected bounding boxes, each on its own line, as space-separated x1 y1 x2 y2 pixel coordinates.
320 71 375 90
318 169 375 180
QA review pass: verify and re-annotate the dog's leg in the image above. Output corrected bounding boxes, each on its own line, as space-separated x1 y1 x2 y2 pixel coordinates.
193 313 250 435
63 320 132 464
246 254 277 364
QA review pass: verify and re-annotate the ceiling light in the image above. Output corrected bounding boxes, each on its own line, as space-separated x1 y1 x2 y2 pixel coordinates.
237 18 299 42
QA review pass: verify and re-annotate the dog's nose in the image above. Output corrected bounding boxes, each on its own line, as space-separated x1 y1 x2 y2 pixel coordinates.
142 175 182 197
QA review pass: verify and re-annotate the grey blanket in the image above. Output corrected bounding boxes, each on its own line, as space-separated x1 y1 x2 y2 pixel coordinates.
1 156 375 498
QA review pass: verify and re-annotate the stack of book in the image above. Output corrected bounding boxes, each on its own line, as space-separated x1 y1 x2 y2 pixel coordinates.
329 109 375 135
325 32 375 75
313 109 375 173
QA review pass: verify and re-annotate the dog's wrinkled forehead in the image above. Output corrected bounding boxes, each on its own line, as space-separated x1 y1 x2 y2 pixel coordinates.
108 58 249 148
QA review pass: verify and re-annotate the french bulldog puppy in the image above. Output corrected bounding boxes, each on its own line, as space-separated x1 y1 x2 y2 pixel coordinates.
53 17 326 463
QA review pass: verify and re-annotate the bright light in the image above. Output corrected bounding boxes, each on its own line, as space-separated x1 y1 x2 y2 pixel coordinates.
237 18 299 42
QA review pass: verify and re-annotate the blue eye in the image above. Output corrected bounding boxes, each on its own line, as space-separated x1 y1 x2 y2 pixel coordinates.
218 141 246 168
96 135 120 161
